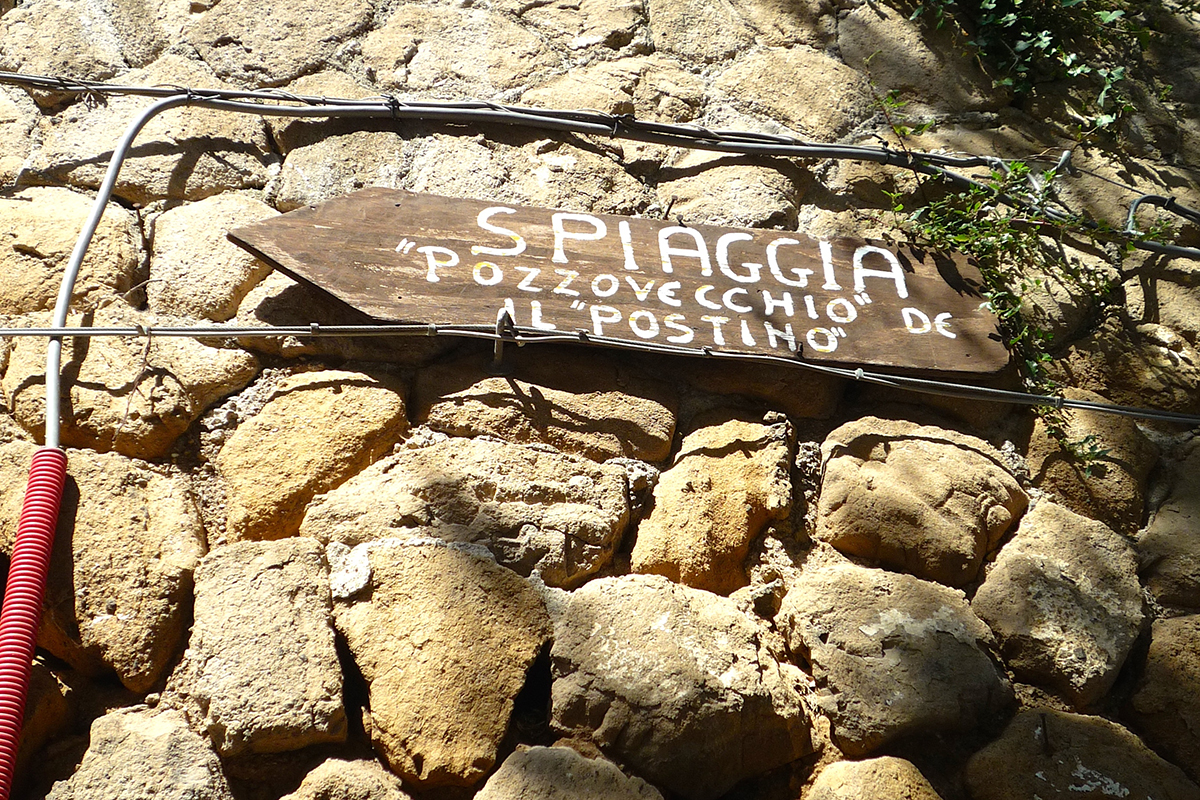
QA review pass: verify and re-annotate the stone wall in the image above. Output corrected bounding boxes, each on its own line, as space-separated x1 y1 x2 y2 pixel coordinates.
3 0 1200 798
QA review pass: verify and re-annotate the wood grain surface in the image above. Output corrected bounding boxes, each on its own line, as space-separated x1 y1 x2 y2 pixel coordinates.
229 188 1009 373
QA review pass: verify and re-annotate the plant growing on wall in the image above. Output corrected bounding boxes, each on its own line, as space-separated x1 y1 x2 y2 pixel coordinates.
906 0 1178 134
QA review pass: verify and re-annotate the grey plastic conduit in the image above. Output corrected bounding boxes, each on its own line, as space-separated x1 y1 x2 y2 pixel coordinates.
44 94 192 448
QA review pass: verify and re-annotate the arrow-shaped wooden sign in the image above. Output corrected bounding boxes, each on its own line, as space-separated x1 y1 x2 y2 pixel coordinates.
228 188 1008 373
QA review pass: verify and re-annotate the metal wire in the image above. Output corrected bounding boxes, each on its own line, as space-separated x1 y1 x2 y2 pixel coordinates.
1 70 1198 438
3 322 1199 426
3 70 1200 258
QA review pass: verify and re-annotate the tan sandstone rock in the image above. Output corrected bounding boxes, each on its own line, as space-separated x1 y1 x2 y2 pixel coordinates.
15 662 72 793
332 540 551 789
0 442 205 692
231 270 456 365
3 306 259 459
1051 315 1200 417
476 746 664 800
1138 437 1200 609
0 85 37 187
363 6 561 96
972 501 1145 707
271 129 653 216
1126 615 1200 784
654 146 805 229
414 348 677 463
511 0 649 52
816 417 1028 587
837 2 1007 111
0 187 139 315
46 706 234 800
552 574 813 800
965 709 1200 800
777 563 1011 757
1026 388 1158 535
280 758 412 800
520 54 704 122
0 0 189 103
727 0 835 48
187 0 373 87
27 53 276 205
520 54 704 170
266 130 419 213
302 434 630 588
807 757 944 800
632 416 791 595
165 538 346 757
0 0 128 97
646 0 755 63
713 47 875 142
265 71 378 155
402 133 653 217
146 192 278 321
1126 265 1200 349
217 368 407 541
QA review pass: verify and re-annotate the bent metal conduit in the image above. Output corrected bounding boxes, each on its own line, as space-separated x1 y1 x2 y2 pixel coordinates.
1 77 1200 798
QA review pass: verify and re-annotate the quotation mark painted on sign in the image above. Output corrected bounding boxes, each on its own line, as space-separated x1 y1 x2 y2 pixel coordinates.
570 299 587 310
395 238 416 255
853 292 872 306
806 326 848 353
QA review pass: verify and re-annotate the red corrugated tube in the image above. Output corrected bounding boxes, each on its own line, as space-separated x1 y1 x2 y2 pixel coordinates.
0 447 68 800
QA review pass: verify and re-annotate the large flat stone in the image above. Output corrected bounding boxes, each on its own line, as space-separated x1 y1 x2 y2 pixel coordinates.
816 417 1027 587
0 0 128 96
217 368 407 541
965 709 1200 800
0 187 139 315
1139 437 1200 609
1051 316 1200 417
187 0 373 87
280 758 412 800
26 53 276 204
713 47 874 141
552 574 812 800
1026 387 1159 536
972 501 1145 707
476 746 664 800
301 434 630 588
1126 615 1200 784
46 707 234 800
3 306 260 460
776 563 1011 756
165 538 346 757
362 6 561 96
146 192 278 322
414 348 677 463
837 1 1007 111
632 416 791 595
0 85 37 186
0 442 205 692
332 540 551 789
807 757 944 800
646 0 754 63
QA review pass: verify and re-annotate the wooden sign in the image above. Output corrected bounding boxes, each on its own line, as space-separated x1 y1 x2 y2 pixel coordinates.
228 188 1008 373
